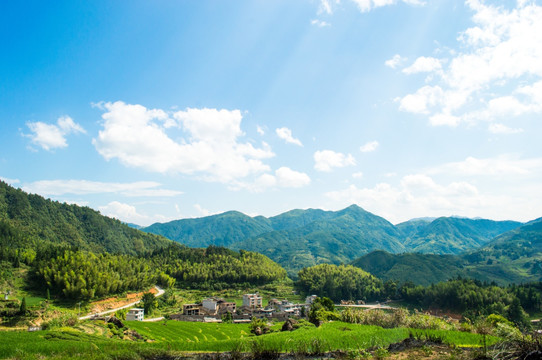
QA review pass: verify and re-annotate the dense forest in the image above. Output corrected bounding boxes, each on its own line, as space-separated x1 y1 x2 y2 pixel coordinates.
0 181 287 300
295 263 539 328
296 264 385 302
0 181 171 257
31 245 287 300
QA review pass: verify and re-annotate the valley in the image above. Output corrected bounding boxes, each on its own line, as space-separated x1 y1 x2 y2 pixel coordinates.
2 180 542 359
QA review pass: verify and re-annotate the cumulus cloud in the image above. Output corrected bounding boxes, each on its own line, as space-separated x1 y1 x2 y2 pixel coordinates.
360 140 379 153
351 0 425 13
25 116 85 151
22 179 182 197
397 1 542 129
385 54 407 69
275 167 311 187
314 150 356 172
326 175 491 223
98 201 151 225
93 101 275 184
316 0 424 15
242 167 311 192
402 56 442 74
326 154 542 223
276 127 303 146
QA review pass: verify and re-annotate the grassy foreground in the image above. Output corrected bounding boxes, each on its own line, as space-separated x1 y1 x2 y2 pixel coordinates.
0 320 499 359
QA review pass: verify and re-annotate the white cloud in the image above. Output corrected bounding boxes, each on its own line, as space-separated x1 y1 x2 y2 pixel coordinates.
276 127 303 146
318 0 334 14
93 101 275 184
311 19 331 27
316 0 424 15
256 125 265 135
352 171 364 179
488 123 523 134
402 56 442 74
240 167 311 192
22 179 182 197
314 150 356 172
428 155 542 177
429 113 461 127
360 140 379 153
275 167 311 188
351 0 425 13
194 204 212 217
25 116 85 151
99 201 148 224
0 177 20 185
397 1 542 128
326 175 487 223
326 153 542 223
385 54 407 69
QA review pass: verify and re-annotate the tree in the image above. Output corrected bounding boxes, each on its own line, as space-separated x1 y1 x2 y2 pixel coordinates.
19 297 27 315
142 292 157 316
508 297 530 331
221 311 233 323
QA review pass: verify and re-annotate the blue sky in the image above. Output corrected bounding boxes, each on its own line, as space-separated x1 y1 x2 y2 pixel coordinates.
1 0 541 226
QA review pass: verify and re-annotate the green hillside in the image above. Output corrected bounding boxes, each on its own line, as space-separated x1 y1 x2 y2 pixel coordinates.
0 181 287 301
231 205 405 276
351 250 467 286
352 220 542 286
142 204 526 277
402 217 522 254
143 210 273 247
0 181 172 257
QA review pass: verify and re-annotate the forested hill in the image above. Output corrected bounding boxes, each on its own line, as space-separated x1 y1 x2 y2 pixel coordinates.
145 205 405 275
463 218 542 272
143 205 525 276
398 217 522 254
0 181 172 256
144 211 273 248
232 205 405 275
352 219 542 286
0 181 287 300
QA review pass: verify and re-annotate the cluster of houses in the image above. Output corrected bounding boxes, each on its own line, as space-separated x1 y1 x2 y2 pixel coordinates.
169 293 318 323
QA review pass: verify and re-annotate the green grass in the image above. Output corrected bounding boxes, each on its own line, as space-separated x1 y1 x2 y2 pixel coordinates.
0 321 501 359
128 320 498 351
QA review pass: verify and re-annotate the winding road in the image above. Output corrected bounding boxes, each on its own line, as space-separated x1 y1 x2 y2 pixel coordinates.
78 285 165 320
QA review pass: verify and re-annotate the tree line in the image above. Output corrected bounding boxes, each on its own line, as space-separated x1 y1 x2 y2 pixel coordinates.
296 264 538 329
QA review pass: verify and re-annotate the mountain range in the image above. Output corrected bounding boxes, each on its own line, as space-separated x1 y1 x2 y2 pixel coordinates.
142 205 525 276
3 179 541 286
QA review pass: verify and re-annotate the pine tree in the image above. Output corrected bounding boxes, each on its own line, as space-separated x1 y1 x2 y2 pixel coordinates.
19 297 27 315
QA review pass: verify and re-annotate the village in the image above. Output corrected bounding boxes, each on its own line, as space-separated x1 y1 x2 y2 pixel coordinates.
163 293 320 323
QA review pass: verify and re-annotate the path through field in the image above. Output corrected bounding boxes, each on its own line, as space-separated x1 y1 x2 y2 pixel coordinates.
78 285 165 320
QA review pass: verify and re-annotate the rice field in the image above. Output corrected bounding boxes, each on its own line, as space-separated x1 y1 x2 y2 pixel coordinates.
0 320 500 359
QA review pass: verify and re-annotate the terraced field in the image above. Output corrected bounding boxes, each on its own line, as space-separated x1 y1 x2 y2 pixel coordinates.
0 321 500 359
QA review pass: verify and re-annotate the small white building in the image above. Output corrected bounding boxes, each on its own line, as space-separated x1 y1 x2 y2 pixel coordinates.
202 298 219 313
126 308 144 321
305 295 318 304
243 293 263 309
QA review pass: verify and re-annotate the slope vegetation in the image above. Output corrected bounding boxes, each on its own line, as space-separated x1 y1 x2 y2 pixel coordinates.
399 217 522 254
0 181 171 256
